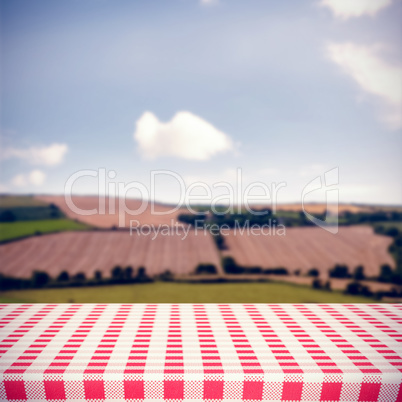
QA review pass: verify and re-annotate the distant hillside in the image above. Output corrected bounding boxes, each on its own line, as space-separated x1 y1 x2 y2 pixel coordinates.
35 195 402 229
36 195 189 228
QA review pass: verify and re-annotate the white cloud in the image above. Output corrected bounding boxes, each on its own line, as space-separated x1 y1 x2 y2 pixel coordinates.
29 170 46 186
11 174 27 187
319 0 392 19
1 143 68 166
200 0 218 5
134 111 234 160
328 43 402 129
11 170 46 187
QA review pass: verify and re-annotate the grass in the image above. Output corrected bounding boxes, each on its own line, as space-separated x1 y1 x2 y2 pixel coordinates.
0 282 376 303
0 219 90 242
0 195 65 221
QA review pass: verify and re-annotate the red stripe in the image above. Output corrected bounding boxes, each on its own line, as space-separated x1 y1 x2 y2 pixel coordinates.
324 305 402 373
84 306 132 375
267 305 343 374
5 305 80 375
44 305 107 374
164 305 184 374
219 305 264 374
124 305 157 374
294 305 381 374
193 304 224 374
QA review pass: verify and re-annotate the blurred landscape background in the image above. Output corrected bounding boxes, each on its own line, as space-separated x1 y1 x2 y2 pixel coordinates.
0 0 401 303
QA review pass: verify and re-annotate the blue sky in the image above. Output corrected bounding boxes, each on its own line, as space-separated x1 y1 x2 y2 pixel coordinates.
1 0 401 205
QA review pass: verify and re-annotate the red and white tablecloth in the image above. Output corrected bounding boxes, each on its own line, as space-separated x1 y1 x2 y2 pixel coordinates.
0 304 401 401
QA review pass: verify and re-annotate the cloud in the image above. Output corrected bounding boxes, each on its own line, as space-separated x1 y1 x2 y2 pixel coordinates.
29 170 46 186
11 170 46 187
200 0 218 5
319 0 392 19
11 174 27 187
1 143 68 166
328 43 402 129
134 111 234 160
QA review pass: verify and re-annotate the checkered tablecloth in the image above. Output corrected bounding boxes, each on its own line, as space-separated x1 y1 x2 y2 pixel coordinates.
0 304 401 401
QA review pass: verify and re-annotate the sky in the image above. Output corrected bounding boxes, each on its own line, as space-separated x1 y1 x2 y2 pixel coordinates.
1 0 401 206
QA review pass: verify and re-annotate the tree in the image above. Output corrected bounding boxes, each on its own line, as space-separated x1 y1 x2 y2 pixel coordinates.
124 266 133 279
353 265 365 281
94 271 102 281
222 257 244 274
385 227 399 238
0 210 16 222
308 268 319 277
73 272 86 281
345 281 372 297
137 267 146 278
111 266 123 280
264 268 288 275
329 264 350 278
248 267 263 274
57 271 69 282
361 285 373 297
379 264 393 282
195 264 217 275
213 233 227 250
32 271 50 288
159 270 174 281
272 268 288 275
49 203 63 218
345 282 361 295
136 267 152 283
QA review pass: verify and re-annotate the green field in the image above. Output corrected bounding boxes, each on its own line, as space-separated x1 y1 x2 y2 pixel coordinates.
373 221 402 231
0 195 66 222
0 219 90 242
0 195 48 208
0 282 375 303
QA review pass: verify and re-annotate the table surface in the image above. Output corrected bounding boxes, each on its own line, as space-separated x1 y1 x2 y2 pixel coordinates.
0 303 401 401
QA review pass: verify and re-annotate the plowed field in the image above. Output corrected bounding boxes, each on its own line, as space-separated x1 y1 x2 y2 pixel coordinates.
36 195 187 228
222 225 394 277
0 230 221 278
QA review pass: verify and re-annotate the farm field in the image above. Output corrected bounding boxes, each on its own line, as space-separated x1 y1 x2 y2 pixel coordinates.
0 194 65 222
35 196 399 228
275 203 371 214
0 282 375 303
266 274 402 293
0 219 90 242
222 225 395 277
373 221 402 231
272 203 402 214
36 195 188 228
0 195 48 208
0 230 222 279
